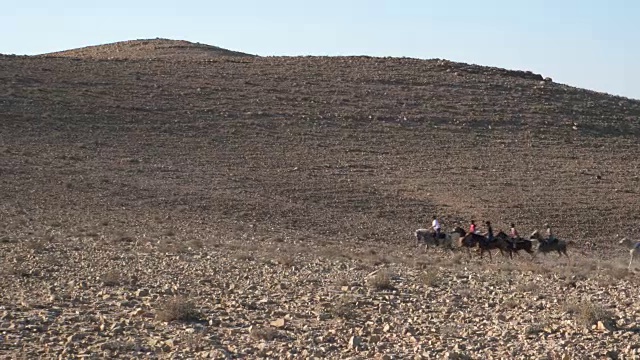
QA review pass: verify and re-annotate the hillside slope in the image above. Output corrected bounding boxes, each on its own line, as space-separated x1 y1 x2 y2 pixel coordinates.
1 51 639 249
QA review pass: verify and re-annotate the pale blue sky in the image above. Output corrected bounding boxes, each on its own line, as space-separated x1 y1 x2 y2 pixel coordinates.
2 1 639 99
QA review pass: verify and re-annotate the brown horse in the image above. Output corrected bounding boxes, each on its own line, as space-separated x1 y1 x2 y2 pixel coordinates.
459 232 507 259
476 233 509 260
458 232 482 256
495 231 535 259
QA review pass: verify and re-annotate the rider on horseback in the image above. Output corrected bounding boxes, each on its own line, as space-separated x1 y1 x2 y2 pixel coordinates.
432 216 441 244
510 223 519 248
469 220 476 235
484 221 494 246
545 223 557 244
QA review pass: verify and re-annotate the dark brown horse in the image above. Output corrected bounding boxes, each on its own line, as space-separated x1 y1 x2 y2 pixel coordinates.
529 230 572 258
459 232 507 260
495 231 535 259
476 233 509 260
458 232 479 255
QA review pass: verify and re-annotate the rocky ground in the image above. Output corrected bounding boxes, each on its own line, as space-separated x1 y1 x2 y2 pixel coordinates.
1 39 640 358
2 232 640 359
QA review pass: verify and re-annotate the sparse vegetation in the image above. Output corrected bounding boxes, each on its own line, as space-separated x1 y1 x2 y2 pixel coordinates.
368 270 395 291
575 301 615 328
420 271 440 287
249 326 279 341
101 270 123 286
277 254 295 267
156 296 203 323
331 295 358 320
516 282 540 293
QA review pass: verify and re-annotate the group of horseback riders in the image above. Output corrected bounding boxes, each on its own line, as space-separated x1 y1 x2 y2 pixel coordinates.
430 216 558 246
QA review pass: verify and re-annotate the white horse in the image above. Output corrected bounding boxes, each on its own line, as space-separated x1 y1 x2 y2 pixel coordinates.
414 227 466 250
619 237 640 269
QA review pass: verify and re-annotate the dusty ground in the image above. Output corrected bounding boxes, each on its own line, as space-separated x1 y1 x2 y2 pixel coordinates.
1 39 640 359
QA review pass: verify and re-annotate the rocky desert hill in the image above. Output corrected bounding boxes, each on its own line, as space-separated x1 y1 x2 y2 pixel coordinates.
42 38 254 60
1 39 640 359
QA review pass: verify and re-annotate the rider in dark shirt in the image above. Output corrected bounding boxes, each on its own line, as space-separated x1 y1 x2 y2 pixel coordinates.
485 221 494 245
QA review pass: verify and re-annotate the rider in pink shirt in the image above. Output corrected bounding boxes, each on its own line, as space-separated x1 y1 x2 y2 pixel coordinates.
510 223 519 239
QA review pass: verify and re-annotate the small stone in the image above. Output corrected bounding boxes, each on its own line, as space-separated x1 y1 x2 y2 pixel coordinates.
136 288 150 297
271 318 286 328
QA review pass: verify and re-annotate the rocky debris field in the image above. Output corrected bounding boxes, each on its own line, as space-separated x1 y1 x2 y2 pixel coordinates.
1 232 640 359
1 39 640 358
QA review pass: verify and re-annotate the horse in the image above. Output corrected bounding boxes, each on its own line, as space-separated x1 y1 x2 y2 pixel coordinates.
529 230 572 258
495 231 535 259
458 231 509 260
618 237 640 269
415 227 466 250
475 233 509 260
458 232 484 257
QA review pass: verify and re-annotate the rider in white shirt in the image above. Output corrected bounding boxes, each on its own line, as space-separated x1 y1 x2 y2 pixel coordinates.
432 216 441 240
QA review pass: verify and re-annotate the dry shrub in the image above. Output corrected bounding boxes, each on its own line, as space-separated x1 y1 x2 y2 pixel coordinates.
4 264 31 277
525 321 550 335
180 332 209 352
445 352 473 360
456 287 472 298
318 247 353 261
369 255 391 266
235 252 255 261
605 266 629 280
115 233 136 243
277 254 295 267
0 236 15 244
99 340 141 352
564 300 614 328
335 276 350 287
26 239 48 253
516 282 540 293
519 262 551 274
331 295 357 320
189 239 204 250
249 326 278 341
101 270 123 286
499 262 517 273
420 271 440 287
503 298 519 309
449 254 464 265
156 296 203 322
439 324 460 337
157 240 176 253
576 302 614 328
368 270 395 291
